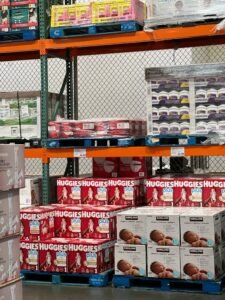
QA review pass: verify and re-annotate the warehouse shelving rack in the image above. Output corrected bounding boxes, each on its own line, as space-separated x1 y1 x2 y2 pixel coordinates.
2 4 225 204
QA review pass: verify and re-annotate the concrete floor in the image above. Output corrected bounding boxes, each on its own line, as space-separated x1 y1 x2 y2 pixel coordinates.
23 285 224 300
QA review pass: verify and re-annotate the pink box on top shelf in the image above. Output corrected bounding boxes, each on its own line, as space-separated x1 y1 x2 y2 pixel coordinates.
92 0 145 25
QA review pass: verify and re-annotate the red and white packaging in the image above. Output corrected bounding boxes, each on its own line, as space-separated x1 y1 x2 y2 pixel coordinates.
20 240 39 271
57 177 83 205
108 178 141 207
203 178 225 207
92 157 119 178
81 178 108 205
39 238 69 272
48 121 60 138
60 121 74 138
20 206 55 241
68 239 115 274
74 120 95 137
119 157 152 178
145 177 174 207
108 119 132 136
174 177 203 207
81 205 123 239
54 205 83 238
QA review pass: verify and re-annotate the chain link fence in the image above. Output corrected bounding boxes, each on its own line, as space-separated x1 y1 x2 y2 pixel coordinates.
1 45 225 176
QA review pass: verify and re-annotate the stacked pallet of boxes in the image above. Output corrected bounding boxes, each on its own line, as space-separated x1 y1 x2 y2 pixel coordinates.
50 0 145 38
144 0 225 30
0 144 25 300
114 206 225 282
20 151 151 280
0 0 39 34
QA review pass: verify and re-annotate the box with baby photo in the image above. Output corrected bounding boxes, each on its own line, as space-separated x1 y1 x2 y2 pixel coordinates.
146 209 180 246
147 245 180 278
117 209 147 245
180 208 221 247
115 244 147 276
180 247 222 280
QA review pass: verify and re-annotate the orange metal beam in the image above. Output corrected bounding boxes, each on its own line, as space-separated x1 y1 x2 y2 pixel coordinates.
0 40 41 54
45 24 225 54
24 146 225 160
0 24 224 59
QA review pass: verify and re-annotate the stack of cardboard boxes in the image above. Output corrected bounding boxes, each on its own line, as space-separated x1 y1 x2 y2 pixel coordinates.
0 0 39 33
0 144 25 300
115 207 225 281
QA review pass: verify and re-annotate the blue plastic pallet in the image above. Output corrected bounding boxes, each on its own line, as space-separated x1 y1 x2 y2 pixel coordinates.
145 135 209 146
47 137 145 148
113 275 225 295
50 21 142 38
21 269 113 287
0 29 38 42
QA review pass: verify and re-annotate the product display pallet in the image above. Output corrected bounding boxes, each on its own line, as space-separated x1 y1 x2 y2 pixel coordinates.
21 269 113 287
112 274 225 295
47 137 145 148
50 21 142 38
144 14 224 30
0 29 38 42
145 135 209 146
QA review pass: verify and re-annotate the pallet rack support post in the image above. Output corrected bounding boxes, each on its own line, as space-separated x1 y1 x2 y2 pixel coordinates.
65 48 77 176
40 54 49 204
74 55 79 176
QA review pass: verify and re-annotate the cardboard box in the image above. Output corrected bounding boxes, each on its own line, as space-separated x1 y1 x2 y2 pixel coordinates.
20 240 39 271
19 176 40 207
117 208 147 244
92 0 145 25
54 205 83 238
146 208 180 246
0 278 23 300
0 144 25 191
180 208 221 247
114 243 147 276
68 239 115 274
0 6 10 31
93 157 119 178
51 3 92 28
39 238 69 272
0 236 20 284
0 91 64 140
180 246 222 280
147 245 180 278
119 157 152 178
108 178 141 206
174 177 203 207
203 178 225 207
10 4 38 29
57 177 83 205
81 178 108 205
0 190 20 239
145 177 174 207
81 205 123 240
20 206 55 241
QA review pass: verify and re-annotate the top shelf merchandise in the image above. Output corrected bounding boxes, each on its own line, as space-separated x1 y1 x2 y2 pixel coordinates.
146 63 225 136
144 0 225 29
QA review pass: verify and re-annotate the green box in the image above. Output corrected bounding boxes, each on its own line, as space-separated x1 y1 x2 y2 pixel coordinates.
10 4 38 29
